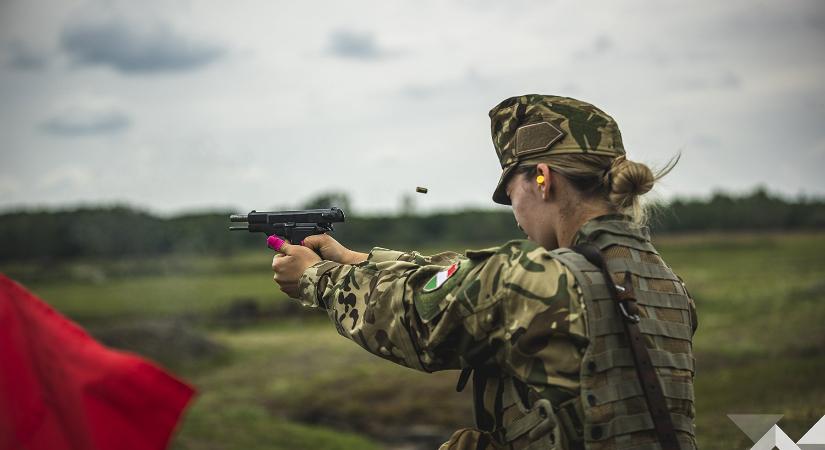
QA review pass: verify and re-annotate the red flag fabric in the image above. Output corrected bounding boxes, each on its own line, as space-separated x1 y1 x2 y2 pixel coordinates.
0 275 195 450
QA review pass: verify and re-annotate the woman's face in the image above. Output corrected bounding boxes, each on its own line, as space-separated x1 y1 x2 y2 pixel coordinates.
506 164 561 249
506 171 544 242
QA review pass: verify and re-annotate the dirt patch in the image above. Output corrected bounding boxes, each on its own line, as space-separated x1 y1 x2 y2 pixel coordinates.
267 368 474 450
212 297 319 328
92 319 229 371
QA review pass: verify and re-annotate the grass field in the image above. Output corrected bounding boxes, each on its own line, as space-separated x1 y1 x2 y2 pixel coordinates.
3 232 824 449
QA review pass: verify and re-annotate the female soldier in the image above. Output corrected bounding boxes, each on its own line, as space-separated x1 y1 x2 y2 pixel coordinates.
271 95 698 450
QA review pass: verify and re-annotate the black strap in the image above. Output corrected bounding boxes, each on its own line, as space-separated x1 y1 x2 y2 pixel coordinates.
456 367 473 392
572 244 681 450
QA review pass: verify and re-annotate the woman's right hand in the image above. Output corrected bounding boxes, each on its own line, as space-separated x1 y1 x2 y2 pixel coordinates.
302 234 368 265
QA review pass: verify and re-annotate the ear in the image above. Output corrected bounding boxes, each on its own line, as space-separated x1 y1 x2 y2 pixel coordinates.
536 163 552 200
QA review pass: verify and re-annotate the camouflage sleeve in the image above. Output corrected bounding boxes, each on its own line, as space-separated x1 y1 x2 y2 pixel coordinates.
297 255 462 372
368 247 462 266
297 240 586 377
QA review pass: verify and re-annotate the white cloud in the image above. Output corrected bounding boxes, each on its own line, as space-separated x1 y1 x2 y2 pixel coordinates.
0 176 21 197
39 93 131 136
326 30 397 60
60 17 224 74
0 0 822 214
4 41 49 70
38 165 93 191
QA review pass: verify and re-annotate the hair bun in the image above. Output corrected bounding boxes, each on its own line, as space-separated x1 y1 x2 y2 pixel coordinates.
608 156 655 208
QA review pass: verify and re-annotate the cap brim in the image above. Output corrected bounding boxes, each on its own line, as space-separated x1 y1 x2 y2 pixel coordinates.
492 164 517 205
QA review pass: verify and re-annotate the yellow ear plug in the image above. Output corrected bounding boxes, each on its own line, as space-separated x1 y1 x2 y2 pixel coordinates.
536 175 545 185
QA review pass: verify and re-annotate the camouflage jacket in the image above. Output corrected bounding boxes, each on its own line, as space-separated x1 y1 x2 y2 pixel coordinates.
297 236 585 388
297 215 697 449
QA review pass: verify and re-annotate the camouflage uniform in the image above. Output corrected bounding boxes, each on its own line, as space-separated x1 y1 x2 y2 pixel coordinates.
296 95 698 449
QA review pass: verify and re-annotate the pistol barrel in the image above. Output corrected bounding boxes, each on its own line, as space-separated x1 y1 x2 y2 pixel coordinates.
228 208 345 238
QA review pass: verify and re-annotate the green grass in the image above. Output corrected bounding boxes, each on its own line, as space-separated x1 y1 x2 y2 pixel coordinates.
6 232 824 449
175 403 382 450
659 233 825 359
692 355 825 447
653 233 825 449
172 323 470 449
4 251 288 324
29 271 278 322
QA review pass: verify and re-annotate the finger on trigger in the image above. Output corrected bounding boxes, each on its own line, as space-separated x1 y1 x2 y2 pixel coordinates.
267 235 288 253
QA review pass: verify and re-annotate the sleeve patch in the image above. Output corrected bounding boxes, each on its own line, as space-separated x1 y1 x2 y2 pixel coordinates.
422 262 460 292
414 261 474 323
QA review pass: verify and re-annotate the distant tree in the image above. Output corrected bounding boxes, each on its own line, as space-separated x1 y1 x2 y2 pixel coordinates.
399 194 416 217
301 192 352 212
2 188 824 262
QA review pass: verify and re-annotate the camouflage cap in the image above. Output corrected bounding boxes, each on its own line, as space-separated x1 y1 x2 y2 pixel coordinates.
489 94 626 205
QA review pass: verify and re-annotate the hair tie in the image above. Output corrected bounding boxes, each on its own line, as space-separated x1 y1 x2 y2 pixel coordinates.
603 155 626 188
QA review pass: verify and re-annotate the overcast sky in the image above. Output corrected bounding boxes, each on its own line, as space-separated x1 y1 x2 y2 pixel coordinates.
0 0 823 215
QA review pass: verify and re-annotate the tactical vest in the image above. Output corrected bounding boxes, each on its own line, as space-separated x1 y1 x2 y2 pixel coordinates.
463 219 697 450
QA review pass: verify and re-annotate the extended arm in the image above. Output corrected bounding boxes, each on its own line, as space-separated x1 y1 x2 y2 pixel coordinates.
295 239 586 381
297 254 484 372
301 234 460 267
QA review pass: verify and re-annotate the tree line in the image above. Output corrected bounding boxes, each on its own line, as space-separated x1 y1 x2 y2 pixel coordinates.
1 188 823 262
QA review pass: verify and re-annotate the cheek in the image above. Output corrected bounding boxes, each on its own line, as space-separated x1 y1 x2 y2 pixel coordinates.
510 177 539 221
511 204 524 227
512 197 525 217
510 191 531 229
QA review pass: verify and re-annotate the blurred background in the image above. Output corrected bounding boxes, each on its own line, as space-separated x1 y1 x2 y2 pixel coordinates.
1 1 823 449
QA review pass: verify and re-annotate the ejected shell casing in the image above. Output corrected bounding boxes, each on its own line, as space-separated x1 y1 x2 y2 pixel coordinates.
416 187 428 194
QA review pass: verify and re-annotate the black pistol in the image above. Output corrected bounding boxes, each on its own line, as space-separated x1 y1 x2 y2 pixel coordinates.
229 208 346 244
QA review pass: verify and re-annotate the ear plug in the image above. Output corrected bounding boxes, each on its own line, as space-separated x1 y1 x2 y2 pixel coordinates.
536 175 545 185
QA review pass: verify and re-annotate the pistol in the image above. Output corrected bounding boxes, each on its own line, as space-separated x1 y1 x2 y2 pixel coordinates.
229 208 346 244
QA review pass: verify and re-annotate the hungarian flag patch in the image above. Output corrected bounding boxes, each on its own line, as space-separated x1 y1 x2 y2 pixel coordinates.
423 262 460 292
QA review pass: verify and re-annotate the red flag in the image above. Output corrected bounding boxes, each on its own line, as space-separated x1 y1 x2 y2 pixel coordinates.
0 275 195 450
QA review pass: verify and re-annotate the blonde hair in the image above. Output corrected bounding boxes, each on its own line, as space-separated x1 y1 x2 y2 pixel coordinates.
517 153 679 225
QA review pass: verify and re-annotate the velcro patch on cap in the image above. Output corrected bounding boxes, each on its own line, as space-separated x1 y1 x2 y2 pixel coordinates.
514 121 565 157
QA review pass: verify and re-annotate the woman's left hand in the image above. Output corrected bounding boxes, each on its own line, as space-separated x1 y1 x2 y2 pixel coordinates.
270 236 321 298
